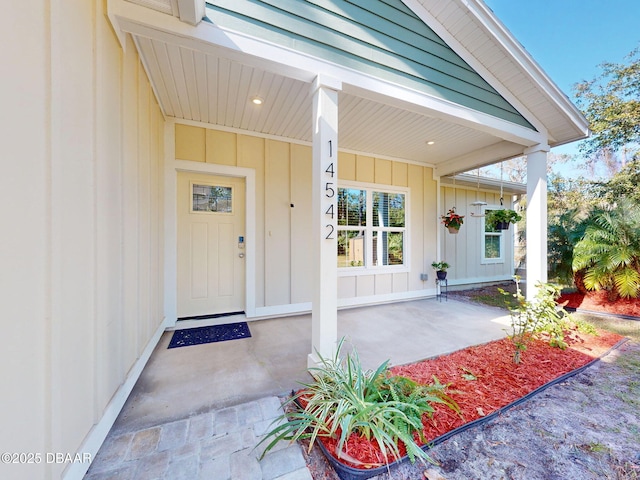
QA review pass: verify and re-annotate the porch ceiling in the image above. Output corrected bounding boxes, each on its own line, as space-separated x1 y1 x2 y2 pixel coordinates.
116 0 589 175
134 35 522 167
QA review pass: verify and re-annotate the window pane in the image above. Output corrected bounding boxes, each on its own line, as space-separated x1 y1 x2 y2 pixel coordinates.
373 192 405 227
484 209 499 232
485 235 501 258
192 184 232 213
337 230 365 267
372 231 403 266
338 188 366 226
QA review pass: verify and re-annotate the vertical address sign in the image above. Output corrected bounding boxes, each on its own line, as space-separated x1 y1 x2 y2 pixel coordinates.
324 139 336 240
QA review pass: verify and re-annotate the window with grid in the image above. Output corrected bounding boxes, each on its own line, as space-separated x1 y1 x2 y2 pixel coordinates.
482 207 504 263
337 186 407 269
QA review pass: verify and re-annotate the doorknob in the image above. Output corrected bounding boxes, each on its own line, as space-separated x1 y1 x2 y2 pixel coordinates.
238 253 245 258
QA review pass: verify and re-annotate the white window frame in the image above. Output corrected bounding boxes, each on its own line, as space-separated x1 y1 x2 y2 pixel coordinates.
337 181 410 275
481 205 505 264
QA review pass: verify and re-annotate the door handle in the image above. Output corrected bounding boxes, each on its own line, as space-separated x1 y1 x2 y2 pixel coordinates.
238 253 245 258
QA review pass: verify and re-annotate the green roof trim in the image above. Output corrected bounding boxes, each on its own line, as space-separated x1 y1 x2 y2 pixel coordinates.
205 0 535 130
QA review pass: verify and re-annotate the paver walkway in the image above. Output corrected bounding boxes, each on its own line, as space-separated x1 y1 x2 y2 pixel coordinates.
84 396 312 480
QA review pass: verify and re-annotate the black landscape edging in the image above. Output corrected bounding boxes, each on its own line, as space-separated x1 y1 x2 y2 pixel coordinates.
314 338 629 480
563 306 640 322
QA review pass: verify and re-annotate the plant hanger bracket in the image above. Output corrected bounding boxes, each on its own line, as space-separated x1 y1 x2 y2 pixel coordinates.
499 161 504 206
470 168 487 217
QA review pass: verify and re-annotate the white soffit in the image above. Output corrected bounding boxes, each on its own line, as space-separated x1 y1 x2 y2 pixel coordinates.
133 35 513 165
408 0 589 146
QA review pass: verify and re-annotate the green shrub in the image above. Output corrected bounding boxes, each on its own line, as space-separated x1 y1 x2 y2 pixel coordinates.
257 338 458 467
572 199 640 300
499 277 571 363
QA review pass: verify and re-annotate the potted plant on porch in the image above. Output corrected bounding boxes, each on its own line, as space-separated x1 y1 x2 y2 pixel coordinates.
487 208 521 230
441 207 464 234
431 261 450 281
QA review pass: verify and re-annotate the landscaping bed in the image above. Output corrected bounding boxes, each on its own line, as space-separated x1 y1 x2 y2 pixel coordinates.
310 329 622 475
558 290 640 318
301 336 640 480
448 281 640 320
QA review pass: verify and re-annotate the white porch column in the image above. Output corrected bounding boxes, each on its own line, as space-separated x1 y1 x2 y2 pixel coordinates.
309 75 342 368
525 145 550 299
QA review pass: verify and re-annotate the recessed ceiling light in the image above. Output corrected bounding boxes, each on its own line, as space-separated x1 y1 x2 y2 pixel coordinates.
426 141 435 145
251 96 263 105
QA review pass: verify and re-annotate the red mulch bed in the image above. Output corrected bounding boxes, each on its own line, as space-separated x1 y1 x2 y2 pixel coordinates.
558 291 640 317
317 328 624 470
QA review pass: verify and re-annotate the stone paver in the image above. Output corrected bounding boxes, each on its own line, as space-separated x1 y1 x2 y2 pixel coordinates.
133 451 170 479
200 431 244 459
87 433 133 473
126 428 161 461
230 448 263 480
83 397 313 480
186 412 215 443
199 456 230 479
275 469 314 480
157 419 188 452
259 445 308 480
164 455 199 480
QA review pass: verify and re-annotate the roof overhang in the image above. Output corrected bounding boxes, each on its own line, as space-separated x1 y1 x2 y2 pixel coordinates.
108 0 589 176
406 0 590 147
441 174 527 195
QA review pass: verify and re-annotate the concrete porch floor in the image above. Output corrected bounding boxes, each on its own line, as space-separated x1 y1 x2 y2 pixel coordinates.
85 297 511 479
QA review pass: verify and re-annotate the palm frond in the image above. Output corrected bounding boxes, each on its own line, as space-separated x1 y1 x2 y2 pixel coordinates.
614 267 640 298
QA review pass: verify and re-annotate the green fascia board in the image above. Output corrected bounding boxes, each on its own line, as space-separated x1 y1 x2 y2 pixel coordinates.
205 0 535 130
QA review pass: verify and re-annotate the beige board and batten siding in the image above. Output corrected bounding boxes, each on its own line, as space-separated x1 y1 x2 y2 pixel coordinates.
440 186 515 286
1 3 165 480
175 124 438 310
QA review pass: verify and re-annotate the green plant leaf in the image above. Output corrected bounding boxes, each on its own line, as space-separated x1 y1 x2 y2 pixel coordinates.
255 338 459 466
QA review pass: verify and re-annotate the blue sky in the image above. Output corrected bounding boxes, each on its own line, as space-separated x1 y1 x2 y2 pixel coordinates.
483 0 640 167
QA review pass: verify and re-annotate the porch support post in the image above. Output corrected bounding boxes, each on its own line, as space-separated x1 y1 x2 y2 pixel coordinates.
309 75 342 369
524 144 550 300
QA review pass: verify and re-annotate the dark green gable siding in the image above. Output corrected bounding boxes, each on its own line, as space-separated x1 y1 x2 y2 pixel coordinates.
205 0 534 129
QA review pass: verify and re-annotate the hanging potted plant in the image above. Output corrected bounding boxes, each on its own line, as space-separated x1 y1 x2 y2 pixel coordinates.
431 261 450 280
441 207 464 234
488 209 522 230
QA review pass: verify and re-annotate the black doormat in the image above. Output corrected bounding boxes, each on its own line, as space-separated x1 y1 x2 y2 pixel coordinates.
168 322 251 349
177 311 245 321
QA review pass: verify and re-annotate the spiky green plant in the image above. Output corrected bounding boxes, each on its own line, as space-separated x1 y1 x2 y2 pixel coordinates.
256 338 458 468
572 199 640 300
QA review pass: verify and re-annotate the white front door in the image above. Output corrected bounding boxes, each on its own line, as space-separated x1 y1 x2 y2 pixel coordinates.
177 172 246 318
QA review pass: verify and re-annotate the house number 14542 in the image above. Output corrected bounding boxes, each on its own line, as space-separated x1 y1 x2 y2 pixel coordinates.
324 140 336 239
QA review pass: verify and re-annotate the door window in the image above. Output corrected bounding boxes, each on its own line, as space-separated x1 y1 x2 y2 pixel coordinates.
191 183 233 213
